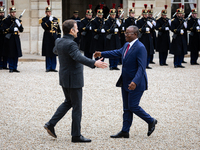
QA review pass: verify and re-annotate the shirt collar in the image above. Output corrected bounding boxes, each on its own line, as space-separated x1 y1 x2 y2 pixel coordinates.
129 38 138 48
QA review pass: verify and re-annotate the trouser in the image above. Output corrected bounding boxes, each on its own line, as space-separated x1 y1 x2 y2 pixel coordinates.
49 87 82 137
46 55 57 70
190 50 199 64
121 88 154 133
146 55 151 67
8 57 18 70
159 52 168 65
84 51 93 59
174 54 184 66
0 56 8 68
95 56 104 62
109 58 119 68
150 54 154 62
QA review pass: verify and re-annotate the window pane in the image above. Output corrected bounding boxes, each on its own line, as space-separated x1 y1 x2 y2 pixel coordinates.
184 0 197 2
173 0 181 2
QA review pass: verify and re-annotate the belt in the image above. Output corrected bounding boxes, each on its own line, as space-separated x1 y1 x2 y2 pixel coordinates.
46 30 56 33
14 32 18 35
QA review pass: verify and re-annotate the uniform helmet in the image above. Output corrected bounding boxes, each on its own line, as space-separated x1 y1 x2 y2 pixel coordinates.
86 4 93 15
109 3 116 15
45 0 51 12
97 4 103 15
9 0 16 12
73 11 79 14
191 4 197 14
129 3 135 13
0 1 4 13
176 3 182 14
148 4 153 14
161 5 167 15
142 4 148 15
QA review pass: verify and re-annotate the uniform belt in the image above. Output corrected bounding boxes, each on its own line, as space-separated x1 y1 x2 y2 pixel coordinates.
46 30 56 33
146 31 150 34
14 32 18 35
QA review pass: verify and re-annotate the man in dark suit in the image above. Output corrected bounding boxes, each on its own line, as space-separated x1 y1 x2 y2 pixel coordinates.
94 25 157 138
44 20 108 143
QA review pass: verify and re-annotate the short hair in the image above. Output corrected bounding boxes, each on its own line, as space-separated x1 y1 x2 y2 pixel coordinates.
62 19 76 35
128 25 139 37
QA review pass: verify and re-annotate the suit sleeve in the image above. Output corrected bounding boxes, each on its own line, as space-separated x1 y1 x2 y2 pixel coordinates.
68 42 96 68
101 46 124 58
132 45 147 86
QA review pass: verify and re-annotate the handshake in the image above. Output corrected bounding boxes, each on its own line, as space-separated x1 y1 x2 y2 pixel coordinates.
93 52 108 69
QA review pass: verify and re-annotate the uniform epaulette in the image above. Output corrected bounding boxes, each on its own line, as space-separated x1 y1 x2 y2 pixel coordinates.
39 17 45 24
58 18 60 23
91 18 95 21
81 18 85 21
171 18 175 22
137 17 142 21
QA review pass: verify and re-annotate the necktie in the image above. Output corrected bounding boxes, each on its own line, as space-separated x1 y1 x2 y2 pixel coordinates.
124 44 130 58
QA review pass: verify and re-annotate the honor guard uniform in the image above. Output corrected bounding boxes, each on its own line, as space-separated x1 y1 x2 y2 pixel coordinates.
70 11 80 46
3 0 23 73
170 4 187 68
39 0 61 72
187 4 200 65
0 2 8 70
79 5 94 59
137 4 154 69
104 3 121 70
124 3 137 30
118 4 126 46
90 4 106 60
148 4 157 64
155 5 170 66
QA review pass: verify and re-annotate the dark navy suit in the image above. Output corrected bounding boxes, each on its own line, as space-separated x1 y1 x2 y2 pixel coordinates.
101 39 154 132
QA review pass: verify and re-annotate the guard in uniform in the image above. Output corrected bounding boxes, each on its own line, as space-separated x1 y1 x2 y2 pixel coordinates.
124 3 137 30
155 5 170 66
118 5 126 46
104 3 121 70
70 11 80 46
137 4 154 69
90 4 106 60
0 2 8 70
3 0 23 73
170 5 187 68
148 4 157 64
187 4 200 65
39 0 61 72
79 5 94 59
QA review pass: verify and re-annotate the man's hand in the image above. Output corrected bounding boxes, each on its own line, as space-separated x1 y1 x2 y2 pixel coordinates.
94 58 108 69
93 51 101 58
128 82 137 90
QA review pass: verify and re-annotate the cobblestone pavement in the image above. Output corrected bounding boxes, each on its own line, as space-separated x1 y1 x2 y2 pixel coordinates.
0 57 200 150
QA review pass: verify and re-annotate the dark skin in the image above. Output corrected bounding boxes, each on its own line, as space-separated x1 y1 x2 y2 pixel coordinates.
94 27 138 90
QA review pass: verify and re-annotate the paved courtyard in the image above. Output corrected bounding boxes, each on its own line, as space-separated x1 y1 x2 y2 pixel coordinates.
0 55 200 149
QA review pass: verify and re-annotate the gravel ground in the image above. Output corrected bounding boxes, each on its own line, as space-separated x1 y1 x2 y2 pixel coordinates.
0 57 200 150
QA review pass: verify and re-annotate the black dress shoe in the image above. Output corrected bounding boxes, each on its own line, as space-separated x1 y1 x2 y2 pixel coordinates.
72 135 91 143
150 61 155 64
163 64 168 66
46 69 50 72
174 65 178 68
50 69 58 72
191 63 199 65
9 70 13 73
177 65 185 68
0 67 2 70
182 61 187 63
112 67 120 70
13 69 20 73
3 67 9 70
44 122 57 138
147 119 157 136
146 66 152 69
110 131 129 138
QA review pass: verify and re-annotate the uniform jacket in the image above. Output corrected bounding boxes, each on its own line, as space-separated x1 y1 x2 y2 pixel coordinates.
170 17 187 55
104 17 121 50
53 34 95 88
0 16 5 57
155 17 170 52
137 17 154 55
125 17 136 30
3 15 23 57
40 16 61 57
101 40 148 92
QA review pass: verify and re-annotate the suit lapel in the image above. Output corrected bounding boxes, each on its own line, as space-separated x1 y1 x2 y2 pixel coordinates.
124 40 138 61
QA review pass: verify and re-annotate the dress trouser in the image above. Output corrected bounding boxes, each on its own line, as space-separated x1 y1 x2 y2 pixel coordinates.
8 57 18 70
121 87 153 133
0 56 8 68
190 50 199 64
49 87 82 137
146 55 151 67
159 51 168 65
174 54 184 66
109 58 119 68
45 55 57 70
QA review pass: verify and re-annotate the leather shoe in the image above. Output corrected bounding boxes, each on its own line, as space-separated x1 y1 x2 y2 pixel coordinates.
182 61 187 63
44 122 57 138
147 119 157 136
146 66 152 69
191 63 199 65
163 64 168 66
177 65 185 68
3 67 9 70
150 61 155 64
46 69 50 72
13 69 20 72
112 67 120 70
110 131 129 138
50 69 58 72
72 135 91 143
9 70 13 73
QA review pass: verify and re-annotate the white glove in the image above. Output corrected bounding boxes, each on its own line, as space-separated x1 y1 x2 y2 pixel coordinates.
146 27 150 32
183 22 187 28
147 21 153 28
14 27 18 32
49 16 53 21
114 28 119 32
101 29 105 33
198 19 200 26
135 20 137 25
168 20 171 26
122 27 125 31
196 26 200 30
15 19 21 27
152 20 156 26
116 19 121 27
89 26 92 30
180 29 184 34
165 27 169 31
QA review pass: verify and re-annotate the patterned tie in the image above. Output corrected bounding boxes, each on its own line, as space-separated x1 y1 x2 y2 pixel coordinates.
124 44 130 58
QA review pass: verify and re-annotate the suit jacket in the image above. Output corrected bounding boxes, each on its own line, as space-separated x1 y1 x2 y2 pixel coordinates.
53 34 95 88
101 40 148 92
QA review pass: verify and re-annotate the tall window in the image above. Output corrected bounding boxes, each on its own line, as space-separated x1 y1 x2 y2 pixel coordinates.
171 0 197 18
